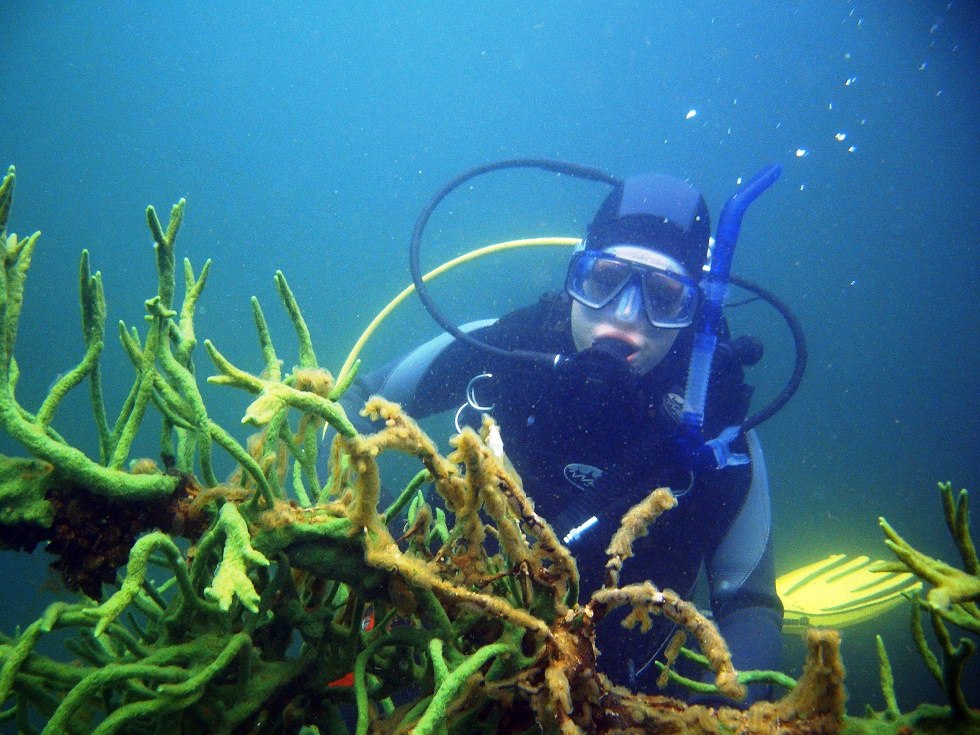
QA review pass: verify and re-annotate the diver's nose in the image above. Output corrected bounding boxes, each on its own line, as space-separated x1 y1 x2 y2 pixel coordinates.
613 280 644 323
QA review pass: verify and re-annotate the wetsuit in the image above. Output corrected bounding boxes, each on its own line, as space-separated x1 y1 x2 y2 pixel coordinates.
337 292 783 702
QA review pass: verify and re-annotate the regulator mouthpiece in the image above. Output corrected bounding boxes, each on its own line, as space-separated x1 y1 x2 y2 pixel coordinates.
590 336 637 362
555 337 637 413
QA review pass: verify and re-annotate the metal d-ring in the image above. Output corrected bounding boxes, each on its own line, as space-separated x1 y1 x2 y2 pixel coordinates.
466 372 495 411
454 373 495 432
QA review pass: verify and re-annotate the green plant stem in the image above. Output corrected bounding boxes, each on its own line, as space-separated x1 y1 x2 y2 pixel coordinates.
412 642 512 735
383 470 432 522
875 635 900 719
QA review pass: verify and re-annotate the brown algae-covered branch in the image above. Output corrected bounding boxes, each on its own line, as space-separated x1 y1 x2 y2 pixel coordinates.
603 486 677 590
590 582 744 701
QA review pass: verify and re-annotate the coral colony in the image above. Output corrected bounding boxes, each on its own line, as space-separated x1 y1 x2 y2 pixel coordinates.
0 167 975 734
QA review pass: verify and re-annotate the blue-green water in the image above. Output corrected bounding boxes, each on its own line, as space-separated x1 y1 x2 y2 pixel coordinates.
1 0 976 717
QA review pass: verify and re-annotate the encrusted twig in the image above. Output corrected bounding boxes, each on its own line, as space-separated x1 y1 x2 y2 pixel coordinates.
604 487 676 590
206 340 355 438
590 582 744 701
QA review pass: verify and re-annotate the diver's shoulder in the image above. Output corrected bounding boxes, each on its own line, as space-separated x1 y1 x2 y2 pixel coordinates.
490 291 571 346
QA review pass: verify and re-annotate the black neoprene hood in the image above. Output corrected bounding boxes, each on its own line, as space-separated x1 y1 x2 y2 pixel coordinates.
584 173 711 277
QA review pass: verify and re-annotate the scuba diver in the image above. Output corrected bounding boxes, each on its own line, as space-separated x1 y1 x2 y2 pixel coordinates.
334 168 786 704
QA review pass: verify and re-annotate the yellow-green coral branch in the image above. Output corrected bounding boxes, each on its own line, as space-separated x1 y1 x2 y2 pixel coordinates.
156 337 218 486
0 601 158 714
318 358 361 442
291 452 312 507
349 629 416 735
929 603 977 721
205 338 265 392
0 166 14 232
117 322 275 501
35 265 106 429
908 597 943 684
250 297 281 382
90 531 211 637
0 456 56 527
206 339 355 437
0 603 77 706
112 324 152 441
146 200 184 312
1 230 40 372
0 396 176 499
40 660 190 735
274 271 317 369
78 252 112 462
157 632 252 696
277 418 322 506
654 659 796 695
939 482 979 576
878 517 980 609
202 503 270 613
207 419 276 506
413 642 512 735
175 257 210 364
428 638 450 689
383 469 432 522
108 303 168 469
875 634 900 719
89 690 200 735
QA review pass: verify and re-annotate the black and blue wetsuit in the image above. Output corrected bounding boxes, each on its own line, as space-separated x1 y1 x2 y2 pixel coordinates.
337 291 783 702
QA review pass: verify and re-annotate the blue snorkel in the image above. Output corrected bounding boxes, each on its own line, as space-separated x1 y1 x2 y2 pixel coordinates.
679 163 783 470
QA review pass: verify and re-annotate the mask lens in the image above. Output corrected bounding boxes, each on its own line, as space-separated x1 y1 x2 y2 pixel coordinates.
641 270 699 327
566 250 700 328
566 252 632 308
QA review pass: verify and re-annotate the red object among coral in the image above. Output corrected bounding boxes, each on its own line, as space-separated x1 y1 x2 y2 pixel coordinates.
326 609 375 688
327 672 355 688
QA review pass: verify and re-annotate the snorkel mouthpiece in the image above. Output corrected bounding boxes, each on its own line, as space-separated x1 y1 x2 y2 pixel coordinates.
680 163 782 470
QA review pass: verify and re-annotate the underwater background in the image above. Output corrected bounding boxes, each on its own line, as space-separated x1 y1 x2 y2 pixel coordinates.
0 0 976 718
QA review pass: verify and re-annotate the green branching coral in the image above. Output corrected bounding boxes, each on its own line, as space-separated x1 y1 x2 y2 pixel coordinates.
875 482 979 723
202 503 271 612
0 169 175 504
0 166 924 735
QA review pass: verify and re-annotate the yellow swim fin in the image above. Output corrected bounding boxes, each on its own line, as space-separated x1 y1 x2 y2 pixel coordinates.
777 554 922 634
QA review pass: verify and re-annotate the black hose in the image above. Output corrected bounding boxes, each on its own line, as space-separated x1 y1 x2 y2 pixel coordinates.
728 275 808 433
409 159 620 363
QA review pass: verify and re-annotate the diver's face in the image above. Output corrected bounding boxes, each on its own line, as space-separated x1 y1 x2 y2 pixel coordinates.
570 245 690 376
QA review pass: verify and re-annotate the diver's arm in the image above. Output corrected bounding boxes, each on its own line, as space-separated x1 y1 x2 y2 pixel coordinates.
704 430 783 704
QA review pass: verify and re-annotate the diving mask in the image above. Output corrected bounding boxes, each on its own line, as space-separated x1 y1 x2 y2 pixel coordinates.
565 250 700 328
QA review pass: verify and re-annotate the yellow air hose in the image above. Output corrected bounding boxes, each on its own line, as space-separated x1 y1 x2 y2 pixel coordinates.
336 237 581 385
